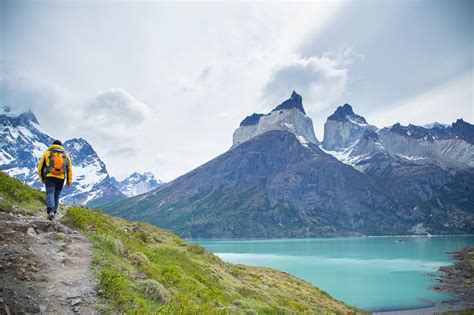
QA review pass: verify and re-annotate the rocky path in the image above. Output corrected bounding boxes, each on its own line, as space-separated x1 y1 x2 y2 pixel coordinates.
0 211 98 314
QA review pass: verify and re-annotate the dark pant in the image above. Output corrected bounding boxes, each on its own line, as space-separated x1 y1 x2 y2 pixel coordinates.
45 177 64 213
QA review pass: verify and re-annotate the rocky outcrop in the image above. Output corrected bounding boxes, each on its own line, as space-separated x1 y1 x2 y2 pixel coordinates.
323 103 377 151
233 91 319 147
433 247 474 304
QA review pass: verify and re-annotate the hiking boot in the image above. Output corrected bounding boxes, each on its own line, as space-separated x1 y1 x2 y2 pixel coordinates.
47 212 55 221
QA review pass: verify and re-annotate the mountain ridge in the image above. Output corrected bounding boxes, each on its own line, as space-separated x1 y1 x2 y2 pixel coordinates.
101 92 474 238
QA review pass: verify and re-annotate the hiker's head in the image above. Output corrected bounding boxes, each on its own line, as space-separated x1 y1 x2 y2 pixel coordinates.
52 140 62 146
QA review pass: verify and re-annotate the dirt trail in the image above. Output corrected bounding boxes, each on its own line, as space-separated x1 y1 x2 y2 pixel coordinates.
0 210 98 314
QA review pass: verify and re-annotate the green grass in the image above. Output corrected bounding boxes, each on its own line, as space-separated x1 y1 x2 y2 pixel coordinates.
0 171 45 215
65 206 364 314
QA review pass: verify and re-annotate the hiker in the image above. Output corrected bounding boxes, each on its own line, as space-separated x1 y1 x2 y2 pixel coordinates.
38 140 73 220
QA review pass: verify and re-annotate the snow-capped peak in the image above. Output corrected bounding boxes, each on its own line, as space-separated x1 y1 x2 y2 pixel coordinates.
1 106 39 126
113 172 163 197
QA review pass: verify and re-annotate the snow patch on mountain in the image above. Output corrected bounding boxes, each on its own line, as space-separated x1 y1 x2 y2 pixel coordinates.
113 172 163 197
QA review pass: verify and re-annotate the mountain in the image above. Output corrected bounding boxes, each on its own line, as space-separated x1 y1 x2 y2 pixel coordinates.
104 91 474 239
321 104 474 235
0 107 125 205
322 105 474 171
103 92 473 238
112 172 163 197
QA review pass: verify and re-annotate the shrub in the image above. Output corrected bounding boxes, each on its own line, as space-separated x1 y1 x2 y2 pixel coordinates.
98 266 133 307
137 279 170 304
129 252 150 267
0 198 13 212
160 265 185 285
188 243 205 255
99 234 125 256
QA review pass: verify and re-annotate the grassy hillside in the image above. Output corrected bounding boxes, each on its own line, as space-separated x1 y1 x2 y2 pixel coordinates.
0 171 45 215
0 172 362 314
65 206 362 314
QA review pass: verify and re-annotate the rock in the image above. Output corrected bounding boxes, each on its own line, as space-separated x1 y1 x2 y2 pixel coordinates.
1 303 11 315
39 304 47 312
69 298 82 306
27 227 37 236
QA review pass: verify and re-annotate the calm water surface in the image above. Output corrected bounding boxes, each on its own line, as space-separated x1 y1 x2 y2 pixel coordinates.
194 236 473 311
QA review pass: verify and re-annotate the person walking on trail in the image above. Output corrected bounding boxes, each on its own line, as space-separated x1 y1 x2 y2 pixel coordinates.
38 140 73 221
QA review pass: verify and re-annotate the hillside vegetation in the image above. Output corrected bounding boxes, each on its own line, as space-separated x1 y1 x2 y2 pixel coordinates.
0 172 362 314
0 171 45 215
65 206 361 314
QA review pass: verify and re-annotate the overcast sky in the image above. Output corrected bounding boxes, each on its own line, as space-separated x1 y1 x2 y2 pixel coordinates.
1 0 472 181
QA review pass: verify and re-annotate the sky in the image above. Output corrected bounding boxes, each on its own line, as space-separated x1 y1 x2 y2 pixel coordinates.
1 0 472 181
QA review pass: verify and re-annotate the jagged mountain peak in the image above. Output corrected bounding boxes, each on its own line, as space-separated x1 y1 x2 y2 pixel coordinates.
1 106 39 126
327 103 367 125
114 171 163 197
64 138 97 155
271 90 306 115
423 122 449 129
124 171 156 182
452 118 474 144
233 91 318 147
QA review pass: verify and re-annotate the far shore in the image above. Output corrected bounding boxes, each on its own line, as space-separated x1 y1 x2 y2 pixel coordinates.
189 234 474 242
373 300 473 315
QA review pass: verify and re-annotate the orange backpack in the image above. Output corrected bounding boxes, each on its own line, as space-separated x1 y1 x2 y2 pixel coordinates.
48 149 66 175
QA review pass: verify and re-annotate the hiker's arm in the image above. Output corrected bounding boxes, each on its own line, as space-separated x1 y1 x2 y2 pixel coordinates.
38 154 46 182
66 154 73 185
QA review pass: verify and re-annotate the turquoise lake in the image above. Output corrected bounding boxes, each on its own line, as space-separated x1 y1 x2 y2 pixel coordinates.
194 236 474 311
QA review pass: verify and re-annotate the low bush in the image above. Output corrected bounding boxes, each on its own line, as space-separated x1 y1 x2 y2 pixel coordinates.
136 279 170 304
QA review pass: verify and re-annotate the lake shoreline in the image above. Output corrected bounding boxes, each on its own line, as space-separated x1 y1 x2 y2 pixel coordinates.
197 237 474 312
376 247 474 315
373 300 473 315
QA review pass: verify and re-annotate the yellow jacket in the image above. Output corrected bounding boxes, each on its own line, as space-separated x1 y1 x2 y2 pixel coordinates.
38 144 73 184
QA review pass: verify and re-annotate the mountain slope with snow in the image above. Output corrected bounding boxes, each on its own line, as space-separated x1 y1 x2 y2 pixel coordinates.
0 107 125 205
112 172 163 197
321 105 474 171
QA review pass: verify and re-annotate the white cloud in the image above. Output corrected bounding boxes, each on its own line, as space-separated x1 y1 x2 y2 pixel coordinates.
84 89 149 125
0 62 67 120
262 54 350 113
367 71 473 127
1 2 346 181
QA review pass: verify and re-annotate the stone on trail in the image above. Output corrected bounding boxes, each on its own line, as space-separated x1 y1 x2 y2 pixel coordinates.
27 227 37 236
